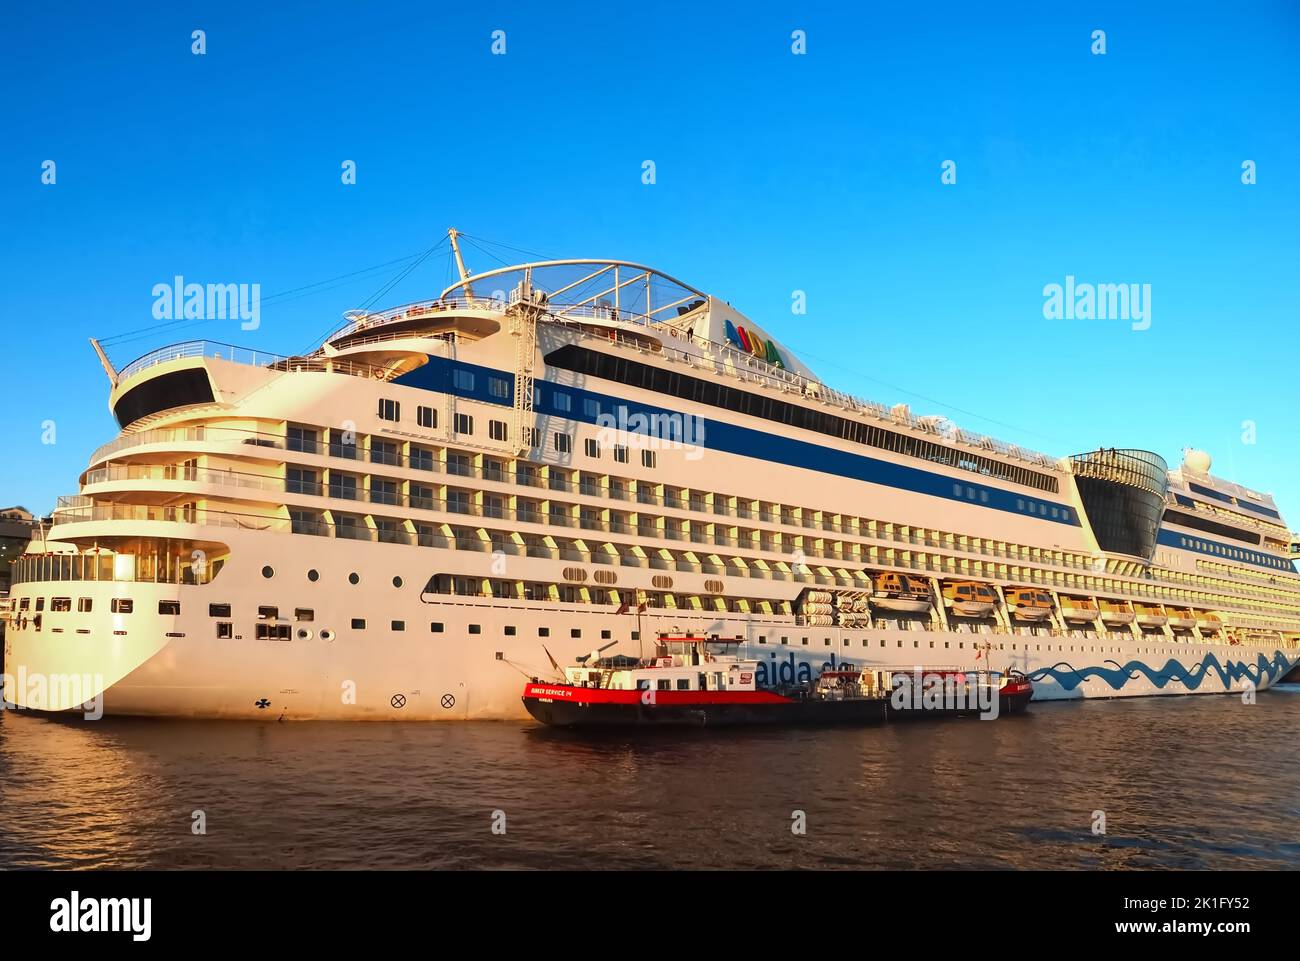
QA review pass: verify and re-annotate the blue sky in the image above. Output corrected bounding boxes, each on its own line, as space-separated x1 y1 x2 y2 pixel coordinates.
2 1 1297 518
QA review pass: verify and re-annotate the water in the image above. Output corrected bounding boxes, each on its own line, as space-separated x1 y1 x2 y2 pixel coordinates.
2 688 1297 870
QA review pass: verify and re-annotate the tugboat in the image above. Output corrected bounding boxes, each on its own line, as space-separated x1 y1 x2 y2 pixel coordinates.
521 634 1033 728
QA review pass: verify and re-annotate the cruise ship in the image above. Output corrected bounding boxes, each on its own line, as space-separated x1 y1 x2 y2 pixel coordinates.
4 232 1299 719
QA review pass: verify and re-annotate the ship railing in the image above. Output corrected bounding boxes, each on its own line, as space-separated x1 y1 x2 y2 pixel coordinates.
114 340 395 391
115 341 282 380
550 318 1059 471
26 502 1300 621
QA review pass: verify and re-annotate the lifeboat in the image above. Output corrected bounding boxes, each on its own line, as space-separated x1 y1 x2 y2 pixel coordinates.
1098 599 1135 625
942 580 998 617
1005 587 1054 621
869 572 933 614
1134 603 1168 627
1195 610 1223 633
1059 596 1100 622
1166 607 1197 630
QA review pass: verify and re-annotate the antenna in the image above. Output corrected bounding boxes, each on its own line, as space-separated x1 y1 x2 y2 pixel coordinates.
447 227 473 297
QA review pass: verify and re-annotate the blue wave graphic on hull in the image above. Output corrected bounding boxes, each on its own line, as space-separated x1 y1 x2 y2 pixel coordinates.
1027 650 1294 693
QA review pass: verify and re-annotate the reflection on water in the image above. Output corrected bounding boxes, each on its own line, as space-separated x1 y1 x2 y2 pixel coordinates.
1 688 1298 870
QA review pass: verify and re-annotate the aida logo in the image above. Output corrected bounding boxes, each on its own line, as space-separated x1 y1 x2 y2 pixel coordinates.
754 652 856 687
723 319 787 368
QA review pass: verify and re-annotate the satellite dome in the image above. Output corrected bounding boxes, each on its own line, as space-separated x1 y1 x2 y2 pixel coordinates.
1182 449 1212 475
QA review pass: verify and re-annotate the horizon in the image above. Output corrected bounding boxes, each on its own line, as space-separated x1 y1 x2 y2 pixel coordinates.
2 1 1297 520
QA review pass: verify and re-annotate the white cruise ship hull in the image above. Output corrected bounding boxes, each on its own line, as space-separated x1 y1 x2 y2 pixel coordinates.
4 538 1295 720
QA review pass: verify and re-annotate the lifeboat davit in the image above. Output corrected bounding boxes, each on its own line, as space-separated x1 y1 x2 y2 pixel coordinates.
1099 600 1135 625
1134 603 1168 627
1059 596 1100 622
942 580 997 617
870 572 933 614
1005 587 1054 621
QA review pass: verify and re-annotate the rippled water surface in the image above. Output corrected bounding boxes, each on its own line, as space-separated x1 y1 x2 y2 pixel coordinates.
2 688 1297 870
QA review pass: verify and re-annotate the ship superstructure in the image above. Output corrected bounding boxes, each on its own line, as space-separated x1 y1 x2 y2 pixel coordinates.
4 232 1298 718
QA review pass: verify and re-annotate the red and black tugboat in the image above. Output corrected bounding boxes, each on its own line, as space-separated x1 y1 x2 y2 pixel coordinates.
521 634 1032 728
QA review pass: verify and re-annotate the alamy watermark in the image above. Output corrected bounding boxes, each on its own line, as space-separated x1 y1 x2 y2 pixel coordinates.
152 275 260 330
1 668 105 719
595 405 706 461
1042 275 1151 331
890 668 1000 720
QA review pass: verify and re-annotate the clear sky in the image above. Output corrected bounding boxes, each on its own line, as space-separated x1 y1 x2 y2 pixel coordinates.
2 1 1297 519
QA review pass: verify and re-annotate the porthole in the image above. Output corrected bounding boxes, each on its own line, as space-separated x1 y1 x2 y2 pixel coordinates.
348 573 360 585
297 628 314 641
262 566 274 579
392 576 403 588
319 629 336 642
308 569 319 582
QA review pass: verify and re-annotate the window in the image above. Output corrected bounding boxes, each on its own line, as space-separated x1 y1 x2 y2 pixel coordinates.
370 477 399 505
378 398 400 422
521 427 539 449
216 622 233 639
489 420 508 442
584 438 600 458
553 392 572 412
159 600 181 615
601 629 612 639
469 624 481 635
614 445 629 463
454 413 474 435
329 473 359 500
257 623 291 641
209 603 231 617
370 440 399 466
676 679 691 691
287 425 319 454
307 569 320 582
538 627 550 637
258 606 279 620
290 509 325 535
583 399 600 418
287 467 320 495
543 344 1063 493
391 620 405 631
351 618 366 629
642 450 656 468
505 625 516 636
408 483 435 511
570 628 581 638
488 376 510 400
329 428 359 460
417 406 436 429
295 608 314 621
262 565 275 579
77 597 93 612
111 599 133 614
430 622 444 632
52 597 71 612
554 432 572 454
410 446 435 472
453 369 475 391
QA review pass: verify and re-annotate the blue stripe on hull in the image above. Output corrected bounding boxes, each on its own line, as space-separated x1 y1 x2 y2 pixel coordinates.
395 355 1081 526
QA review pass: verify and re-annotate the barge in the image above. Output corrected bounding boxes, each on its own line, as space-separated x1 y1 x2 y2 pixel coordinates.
521 634 1033 728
